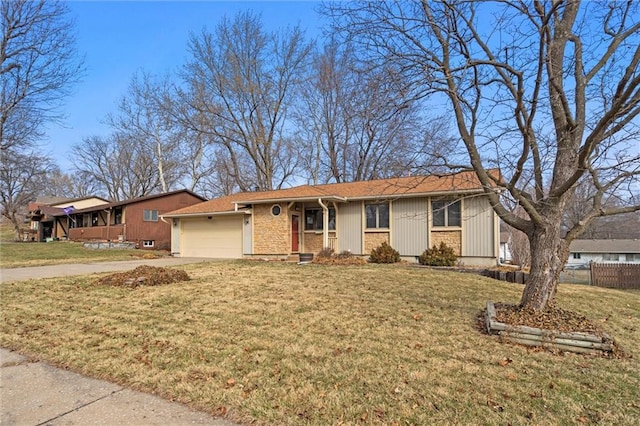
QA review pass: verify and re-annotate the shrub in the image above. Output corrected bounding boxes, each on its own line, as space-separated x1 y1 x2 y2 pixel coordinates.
312 249 366 265
317 247 335 258
336 250 353 259
369 241 401 264
418 242 458 266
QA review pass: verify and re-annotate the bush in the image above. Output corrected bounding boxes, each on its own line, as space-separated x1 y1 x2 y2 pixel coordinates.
317 247 335 258
369 242 401 264
336 250 353 259
418 242 458 266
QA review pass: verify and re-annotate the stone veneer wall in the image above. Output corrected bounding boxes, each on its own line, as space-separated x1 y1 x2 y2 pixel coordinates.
303 231 337 253
364 232 390 253
253 203 290 254
430 230 462 255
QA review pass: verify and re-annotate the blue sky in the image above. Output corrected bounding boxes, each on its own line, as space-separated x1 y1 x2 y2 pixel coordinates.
47 1 323 170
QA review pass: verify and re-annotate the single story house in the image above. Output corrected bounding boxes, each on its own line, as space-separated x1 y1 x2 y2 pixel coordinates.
567 239 640 268
27 196 110 241
163 170 501 266
32 190 206 250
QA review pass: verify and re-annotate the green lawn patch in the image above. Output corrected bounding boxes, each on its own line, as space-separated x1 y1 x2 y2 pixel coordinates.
1 262 638 425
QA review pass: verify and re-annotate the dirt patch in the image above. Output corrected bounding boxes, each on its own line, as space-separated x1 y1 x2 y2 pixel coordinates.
94 265 190 288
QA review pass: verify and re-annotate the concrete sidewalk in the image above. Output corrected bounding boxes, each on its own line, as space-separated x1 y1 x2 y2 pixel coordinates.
0 257 216 282
0 349 235 425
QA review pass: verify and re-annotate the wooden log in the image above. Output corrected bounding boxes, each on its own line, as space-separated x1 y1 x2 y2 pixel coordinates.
500 331 612 350
502 336 601 355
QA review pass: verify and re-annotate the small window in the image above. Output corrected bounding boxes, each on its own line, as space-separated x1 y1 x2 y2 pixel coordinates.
82 214 91 228
431 199 461 227
271 204 282 216
143 210 158 222
572 253 581 259
365 202 389 229
142 240 155 248
304 208 336 231
91 212 99 227
113 207 123 224
602 253 619 261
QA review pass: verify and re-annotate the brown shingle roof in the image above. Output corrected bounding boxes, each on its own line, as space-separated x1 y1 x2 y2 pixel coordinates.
51 189 206 216
164 169 499 217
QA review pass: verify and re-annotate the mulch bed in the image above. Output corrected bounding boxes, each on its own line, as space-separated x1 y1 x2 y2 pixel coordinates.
494 303 602 334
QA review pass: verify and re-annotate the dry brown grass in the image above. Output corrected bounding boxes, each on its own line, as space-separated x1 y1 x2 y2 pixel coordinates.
1 261 639 425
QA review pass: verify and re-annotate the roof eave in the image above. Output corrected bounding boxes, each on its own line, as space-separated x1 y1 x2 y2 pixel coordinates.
234 195 347 205
161 210 251 219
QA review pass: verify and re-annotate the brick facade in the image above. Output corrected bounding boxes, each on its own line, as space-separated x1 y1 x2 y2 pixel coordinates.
430 230 462 255
253 203 290 254
364 231 390 254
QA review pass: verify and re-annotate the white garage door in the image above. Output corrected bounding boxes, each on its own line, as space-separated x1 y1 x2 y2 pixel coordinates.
181 216 243 258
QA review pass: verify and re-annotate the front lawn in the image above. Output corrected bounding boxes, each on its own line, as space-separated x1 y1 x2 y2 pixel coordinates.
0 240 167 268
1 262 638 425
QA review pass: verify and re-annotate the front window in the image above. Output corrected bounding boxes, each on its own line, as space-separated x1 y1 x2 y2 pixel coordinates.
305 208 336 231
432 199 461 227
91 212 99 227
365 202 389 229
572 253 581 259
143 210 158 222
602 253 619 261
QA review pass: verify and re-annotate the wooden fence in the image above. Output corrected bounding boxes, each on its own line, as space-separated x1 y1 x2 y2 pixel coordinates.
590 263 640 289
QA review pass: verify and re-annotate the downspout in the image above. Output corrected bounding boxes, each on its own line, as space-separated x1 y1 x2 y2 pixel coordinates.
318 198 329 249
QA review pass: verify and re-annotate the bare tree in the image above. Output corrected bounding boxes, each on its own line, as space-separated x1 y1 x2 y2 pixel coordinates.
0 150 55 239
71 134 162 201
43 169 101 199
325 1 640 311
296 40 442 184
107 72 183 193
1 0 83 152
1 0 82 238
181 11 312 191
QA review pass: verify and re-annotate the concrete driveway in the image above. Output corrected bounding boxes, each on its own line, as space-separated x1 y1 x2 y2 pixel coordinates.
0 257 215 282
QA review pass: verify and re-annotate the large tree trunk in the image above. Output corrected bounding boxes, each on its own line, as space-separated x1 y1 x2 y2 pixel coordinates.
519 221 570 311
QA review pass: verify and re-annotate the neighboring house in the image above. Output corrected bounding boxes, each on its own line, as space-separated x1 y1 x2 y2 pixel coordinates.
163 170 501 266
27 196 110 241
54 190 207 250
499 230 513 263
567 239 640 268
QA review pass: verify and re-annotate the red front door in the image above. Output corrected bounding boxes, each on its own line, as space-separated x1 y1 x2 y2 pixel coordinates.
291 215 299 252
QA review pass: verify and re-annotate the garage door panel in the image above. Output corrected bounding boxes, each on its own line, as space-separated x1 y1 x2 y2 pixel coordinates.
181 216 242 258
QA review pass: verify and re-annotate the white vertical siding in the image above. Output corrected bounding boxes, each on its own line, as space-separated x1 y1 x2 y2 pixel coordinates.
171 219 180 254
462 196 495 257
337 201 362 254
243 215 252 255
392 197 429 256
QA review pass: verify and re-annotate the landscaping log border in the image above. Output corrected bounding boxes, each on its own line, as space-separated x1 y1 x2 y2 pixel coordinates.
484 301 613 355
